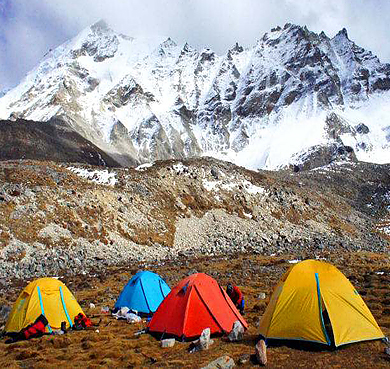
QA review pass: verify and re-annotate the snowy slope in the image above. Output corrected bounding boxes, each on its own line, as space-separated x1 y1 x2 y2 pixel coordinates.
0 21 390 169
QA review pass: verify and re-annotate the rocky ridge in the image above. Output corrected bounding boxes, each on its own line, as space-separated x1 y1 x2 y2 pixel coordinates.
0 118 120 167
0 157 389 281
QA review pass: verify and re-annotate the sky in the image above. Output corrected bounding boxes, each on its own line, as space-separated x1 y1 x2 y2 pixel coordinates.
0 0 389 90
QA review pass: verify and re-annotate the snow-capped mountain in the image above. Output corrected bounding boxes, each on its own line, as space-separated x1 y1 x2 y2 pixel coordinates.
1 20 390 169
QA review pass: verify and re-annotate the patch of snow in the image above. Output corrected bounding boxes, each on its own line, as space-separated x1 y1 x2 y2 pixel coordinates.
135 163 153 171
203 178 266 196
315 255 327 261
221 182 237 191
288 259 301 264
172 162 189 175
203 179 266 195
203 180 218 191
378 225 390 236
242 180 265 194
67 167 117 186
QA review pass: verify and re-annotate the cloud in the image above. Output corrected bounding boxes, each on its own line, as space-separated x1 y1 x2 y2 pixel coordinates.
0 0 389 89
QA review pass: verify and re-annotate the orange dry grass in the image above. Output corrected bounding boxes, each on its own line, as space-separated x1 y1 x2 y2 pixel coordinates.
0 252 389 368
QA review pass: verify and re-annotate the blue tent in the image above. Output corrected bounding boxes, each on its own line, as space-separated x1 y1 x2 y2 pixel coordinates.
114 271 171 314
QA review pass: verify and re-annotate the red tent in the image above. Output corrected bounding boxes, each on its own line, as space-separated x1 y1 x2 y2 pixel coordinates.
148 273 248 339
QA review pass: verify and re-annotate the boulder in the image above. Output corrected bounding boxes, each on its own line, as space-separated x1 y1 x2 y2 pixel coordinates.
190 328 214 352
201 355 235 369
257 293 266 300
199 327 211 350
238 354 250 365
255 339 267 366
228 320 245 341
385 346 390 357
161 338 176 348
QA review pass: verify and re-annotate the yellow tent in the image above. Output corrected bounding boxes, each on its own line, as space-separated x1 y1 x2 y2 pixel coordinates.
259 259 384 347
5 277 84 333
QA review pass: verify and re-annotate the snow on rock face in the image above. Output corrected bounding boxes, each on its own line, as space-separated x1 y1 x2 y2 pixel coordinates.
203 177 266 195
67 166 117 186
1 22 390 170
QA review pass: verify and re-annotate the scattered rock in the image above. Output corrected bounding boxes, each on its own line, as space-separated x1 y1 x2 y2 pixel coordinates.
190 328 213 352
238 354 250 365
0 157 388 282
0 305 11 321
228 320 245 341
385 346 390 357
201 355 235 369
161 338 176 348
211 167 219 180
355 123 370 135
199 328 211 350
255 339 267 366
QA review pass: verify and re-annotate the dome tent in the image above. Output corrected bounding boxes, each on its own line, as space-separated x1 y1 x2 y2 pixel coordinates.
5 277 84 333
259 259 384 347
114 271 171 315
148 273 248 339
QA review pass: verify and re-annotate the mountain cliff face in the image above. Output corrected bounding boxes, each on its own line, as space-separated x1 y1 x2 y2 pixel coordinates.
1 21 390 169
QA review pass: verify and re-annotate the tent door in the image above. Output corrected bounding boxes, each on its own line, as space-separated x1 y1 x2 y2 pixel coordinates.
37 286 52 333
314 273 331 346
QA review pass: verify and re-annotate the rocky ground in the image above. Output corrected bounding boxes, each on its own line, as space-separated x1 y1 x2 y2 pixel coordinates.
0 157 389 282
0 252 389 368
0 157 389 367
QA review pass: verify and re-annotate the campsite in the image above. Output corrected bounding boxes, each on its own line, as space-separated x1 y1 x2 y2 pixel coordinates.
2 1 390 367
0 157 390 367
0 251 389 368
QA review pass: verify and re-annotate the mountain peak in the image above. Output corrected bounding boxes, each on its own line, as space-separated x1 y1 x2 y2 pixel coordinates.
160 37 177 49
1 23 390 170
335 27 349 40
90 19 111 33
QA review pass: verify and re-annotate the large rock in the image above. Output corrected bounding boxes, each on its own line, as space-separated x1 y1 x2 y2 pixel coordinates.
238 354 250 365
289 142 357 172
228 320 245 341
255 339 267 366
161 338 176 348
190 328 214 352
201 356 235 369
385 346 390 357
199 327 211 350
